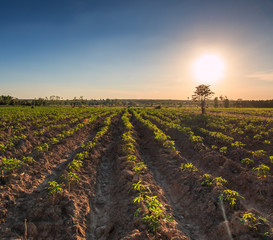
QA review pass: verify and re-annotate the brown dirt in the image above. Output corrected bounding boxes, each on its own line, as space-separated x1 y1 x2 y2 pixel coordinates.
1 111 272 240
0 116 106 239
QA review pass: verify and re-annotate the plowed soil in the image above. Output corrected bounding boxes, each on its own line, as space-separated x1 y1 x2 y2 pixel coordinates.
0 110 272 240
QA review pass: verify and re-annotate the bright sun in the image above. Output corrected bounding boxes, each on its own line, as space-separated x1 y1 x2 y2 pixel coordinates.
192 54 225 84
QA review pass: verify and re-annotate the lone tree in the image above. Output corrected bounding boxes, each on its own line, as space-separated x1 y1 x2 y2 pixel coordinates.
192 84 214 114
214 97 219 108
223 96 230 108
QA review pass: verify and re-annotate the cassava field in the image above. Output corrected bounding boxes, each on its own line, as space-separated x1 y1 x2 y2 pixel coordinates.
0 106 273 240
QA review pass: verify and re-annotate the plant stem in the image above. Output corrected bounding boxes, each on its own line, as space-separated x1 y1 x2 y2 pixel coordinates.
24 218 27 240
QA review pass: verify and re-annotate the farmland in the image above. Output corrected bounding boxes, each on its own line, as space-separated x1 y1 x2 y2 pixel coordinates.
0 106 273 240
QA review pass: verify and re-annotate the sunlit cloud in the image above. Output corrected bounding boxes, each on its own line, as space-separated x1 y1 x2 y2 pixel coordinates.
247 71 273 82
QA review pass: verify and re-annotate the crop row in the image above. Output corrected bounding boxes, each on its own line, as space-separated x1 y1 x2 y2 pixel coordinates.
141 109 273 178
132 109 272 238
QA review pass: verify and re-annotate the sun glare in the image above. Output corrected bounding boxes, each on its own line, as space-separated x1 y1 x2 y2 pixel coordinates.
192 54 225 84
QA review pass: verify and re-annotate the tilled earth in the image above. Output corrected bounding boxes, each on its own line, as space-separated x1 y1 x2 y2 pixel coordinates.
0 112 272 240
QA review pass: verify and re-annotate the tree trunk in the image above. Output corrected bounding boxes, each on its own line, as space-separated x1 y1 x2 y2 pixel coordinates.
201 100 206 114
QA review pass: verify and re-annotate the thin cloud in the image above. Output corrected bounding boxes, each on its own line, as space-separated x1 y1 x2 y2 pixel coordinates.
247 71 273 82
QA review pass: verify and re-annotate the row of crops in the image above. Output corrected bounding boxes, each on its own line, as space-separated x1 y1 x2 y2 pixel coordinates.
0 106 273 239
209 108 273 118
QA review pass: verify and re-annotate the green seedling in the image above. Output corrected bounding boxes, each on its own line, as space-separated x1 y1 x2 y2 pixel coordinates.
56 133 65 140
127 154 137 163
253 134 263 140
252 164 270 178
201 174 213 186
0 158 22 177
48 181 62 204
179 163 198 173
264 232 270 237
133 181 151 202
35 146 43 152
68 159 83 172
215 177 227 187
251 150 266 159
62 171 79 191
240 212 267 230
39 129 45 135
189 135 203 143
133 180 173 235
50 137 59 145
22 156 36 165
162 140 176 151
75 152 87 160
0 144 7 152
132 162 147 175
220 189 244 207
219 146 227 154
122 142 135 154
231 141 246 149
35 143 49 152
86 141 96 150
241 158 254 165
143 195 173 234
122 131 135 144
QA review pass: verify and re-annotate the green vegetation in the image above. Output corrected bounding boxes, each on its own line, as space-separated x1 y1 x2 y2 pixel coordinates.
179 163 198 173
62 171 79 192
240 212 267 230
220 189 244 207
201 174 213 186
0 158 22 177
215 177 227 187
133 181 173 233
241 158 254 165
252 164 270 178
132 162 147 175
192 84 214 114
1 106 273 237
48 181 63 204
22 156 36 165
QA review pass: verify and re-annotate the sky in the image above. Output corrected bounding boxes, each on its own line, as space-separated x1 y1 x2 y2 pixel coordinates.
1 0 273 100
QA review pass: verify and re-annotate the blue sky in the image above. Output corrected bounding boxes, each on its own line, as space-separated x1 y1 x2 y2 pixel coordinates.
1 0 273 99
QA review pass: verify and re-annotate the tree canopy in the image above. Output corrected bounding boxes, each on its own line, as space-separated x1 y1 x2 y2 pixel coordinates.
192 84 214 114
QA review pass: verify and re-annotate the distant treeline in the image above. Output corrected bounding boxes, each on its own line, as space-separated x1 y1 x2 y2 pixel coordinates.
231 99 273 108
0 95 190 107
1 95 273 108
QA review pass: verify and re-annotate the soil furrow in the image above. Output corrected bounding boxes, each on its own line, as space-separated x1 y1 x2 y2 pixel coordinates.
86 118 133 240
88 144 116 240
140 152 204 240
134 124 205 240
